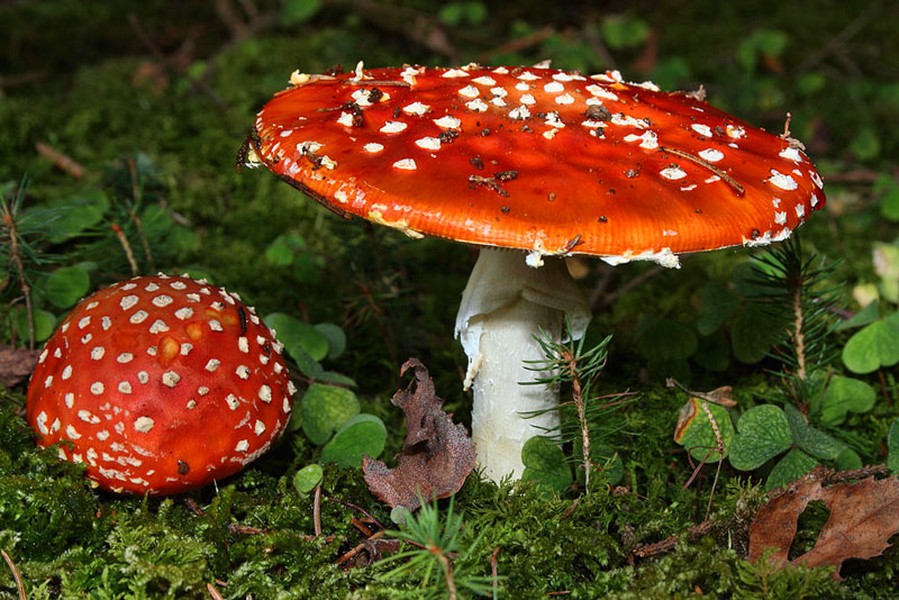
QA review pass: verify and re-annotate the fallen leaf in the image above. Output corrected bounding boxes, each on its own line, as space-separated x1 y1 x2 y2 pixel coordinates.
0 345 39 389
363 358 475 510
749 471 899 579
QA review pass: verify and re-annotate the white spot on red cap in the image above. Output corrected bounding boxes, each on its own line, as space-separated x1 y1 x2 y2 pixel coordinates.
254 420 266 436
90 382 105 395
119 288 138 310
698 148 724 162
402 102 430 116
691 124 713 137
624 131 658 150
726 125 746 139
134 416 155 433
380 121 407 134
66 424 82 440
442 68 470 78
363 142 384 153
235 439 250 453
162 371 180 387
795 204 806 218
118 381 132 394
393 158 418 170
236 365 251 380
226 394 240 410
78 316 91 329
64 393 74 408
555 93 575 105
543 81 565 93
130 310 148 324
78 410 100 424
779 146 802 162
91 347 105 360
152 295 173 307
415 137 441 151
517 71 540 81
585 84 619 101
259 385 272 403
209 320 223 332
149 320 169 334
465 99 489 112
238 337 250 353
510 105 531 120
117 353 133 363
472 75 496 86
660 166 688 180
774 211 788 225
433 115 461 129
769 169 798 191
137 371 149 384
144 283 160 292
174 307 193 320
336 112 354 127
61 365 73 380
205 359 220 372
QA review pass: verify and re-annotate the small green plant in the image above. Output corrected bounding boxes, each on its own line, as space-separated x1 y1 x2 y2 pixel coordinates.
523 329 627 493
676 237 878 489
377 497 493 599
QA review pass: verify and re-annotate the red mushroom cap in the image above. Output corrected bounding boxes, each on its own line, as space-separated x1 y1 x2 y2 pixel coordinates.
26 274 296 495
247 64 825 266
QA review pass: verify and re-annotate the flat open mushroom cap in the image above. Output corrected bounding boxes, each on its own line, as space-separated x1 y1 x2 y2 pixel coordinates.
247 64 825 267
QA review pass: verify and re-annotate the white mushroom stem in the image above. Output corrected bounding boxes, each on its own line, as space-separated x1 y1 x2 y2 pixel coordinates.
455 247 591 482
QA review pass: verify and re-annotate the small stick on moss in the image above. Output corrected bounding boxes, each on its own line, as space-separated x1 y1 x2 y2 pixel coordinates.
559 344 592 490
698 402 725 521
206 582 225 600
326 495 388 531
313 484 323 537
35 141 87 179
335 530 385 566
630 520 714 559
1 550 25 600
112 223 140 276
490 546 502 599
2 198 35 350
126 158 156 271
433 543 458 600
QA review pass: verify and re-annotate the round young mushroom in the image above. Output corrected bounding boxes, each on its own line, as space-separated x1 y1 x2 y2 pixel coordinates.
26 274 296 495
243 63 825 482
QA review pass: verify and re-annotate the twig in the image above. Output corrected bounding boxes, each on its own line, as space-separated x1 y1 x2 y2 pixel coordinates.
476 26 555 64
1 195 35 350
562 345 592 491
313 485 323 537
490 546 501 599
795 5 880 75
35 141 87 179
2 549 26 600
335 530 385 566
433 544 458 600
326 494 387 531
631 520 714 559
111 224 140 276
127 158 156 272
206 582 225 600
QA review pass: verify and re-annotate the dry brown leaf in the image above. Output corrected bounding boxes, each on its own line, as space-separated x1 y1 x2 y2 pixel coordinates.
749 472 899 579
362 358 475 510
0 345 39 389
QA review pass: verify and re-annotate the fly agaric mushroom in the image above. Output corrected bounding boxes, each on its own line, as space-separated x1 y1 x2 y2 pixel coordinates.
242 63 825 482
26 274 296 495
